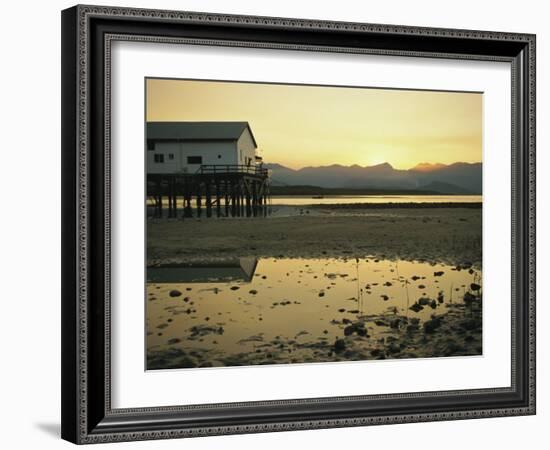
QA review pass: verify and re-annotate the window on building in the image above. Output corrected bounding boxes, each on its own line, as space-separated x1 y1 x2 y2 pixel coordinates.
168 153 174 160
154 154 164 163
218 154 222 159
187 156 202 164
147 140 155 151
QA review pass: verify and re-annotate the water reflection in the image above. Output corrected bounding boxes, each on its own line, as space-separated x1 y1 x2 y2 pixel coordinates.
148 257 258 283
146 257 482 369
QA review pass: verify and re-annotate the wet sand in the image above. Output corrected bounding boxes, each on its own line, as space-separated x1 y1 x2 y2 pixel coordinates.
147 206 482 268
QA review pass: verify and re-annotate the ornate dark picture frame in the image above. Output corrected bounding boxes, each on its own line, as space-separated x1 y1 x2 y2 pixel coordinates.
61 4 536 444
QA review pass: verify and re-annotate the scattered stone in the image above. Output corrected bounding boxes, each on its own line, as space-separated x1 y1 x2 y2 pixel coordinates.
237 334 264 344
167 338 181 345
409 303 424 313
230 286 240 291
470 283 482 291
189 325 224 339
381 295 389 301
387 342 401 354
418 297 431 306
344 325 354 336
249 289 258 295
434 271 444 277
334 339 346 353
169 290 182 297
384 281 392 287
423 317 442 334
463 292 478 304
390 318 402 329
318 292 325 297
418 284 426 289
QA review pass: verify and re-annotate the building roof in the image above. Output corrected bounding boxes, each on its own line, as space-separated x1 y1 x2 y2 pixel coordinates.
147 121 257 148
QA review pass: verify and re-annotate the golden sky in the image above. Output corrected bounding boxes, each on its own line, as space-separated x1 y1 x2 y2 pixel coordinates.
146 78 482 170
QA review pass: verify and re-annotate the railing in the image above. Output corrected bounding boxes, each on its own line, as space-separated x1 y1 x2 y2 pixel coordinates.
197 165 269 177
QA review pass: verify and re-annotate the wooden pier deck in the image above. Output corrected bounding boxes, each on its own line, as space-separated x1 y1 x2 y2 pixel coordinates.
147 165 271 219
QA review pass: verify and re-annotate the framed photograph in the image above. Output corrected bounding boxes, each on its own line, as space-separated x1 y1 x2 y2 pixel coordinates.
61 5 536 444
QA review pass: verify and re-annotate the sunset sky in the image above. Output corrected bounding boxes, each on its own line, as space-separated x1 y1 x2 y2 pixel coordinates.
146 78 482 170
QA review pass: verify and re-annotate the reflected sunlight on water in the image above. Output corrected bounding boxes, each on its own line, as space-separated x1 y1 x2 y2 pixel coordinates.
146 257 482 369
270 195 482 206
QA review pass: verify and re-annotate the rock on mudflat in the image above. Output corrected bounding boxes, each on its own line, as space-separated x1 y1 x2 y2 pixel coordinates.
334 339 346 353
423 317 442 334
169 290 182 297
344 323 368 337
463 292 478 304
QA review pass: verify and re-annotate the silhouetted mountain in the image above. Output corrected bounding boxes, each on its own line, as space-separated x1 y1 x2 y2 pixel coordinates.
410 162 447 172
265 161 481 194
418 180 474 195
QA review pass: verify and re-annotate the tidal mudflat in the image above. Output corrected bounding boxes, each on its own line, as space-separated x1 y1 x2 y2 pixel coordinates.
147 256 482 369
147 206 482 267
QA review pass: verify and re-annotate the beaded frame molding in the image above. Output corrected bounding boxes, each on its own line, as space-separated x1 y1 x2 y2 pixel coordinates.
61 4 536 444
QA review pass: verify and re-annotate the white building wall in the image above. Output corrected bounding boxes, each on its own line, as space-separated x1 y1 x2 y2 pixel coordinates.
147 141 238 174
237 128 257 167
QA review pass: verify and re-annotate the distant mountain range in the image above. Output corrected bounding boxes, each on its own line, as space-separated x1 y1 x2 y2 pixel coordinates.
264 162 482 194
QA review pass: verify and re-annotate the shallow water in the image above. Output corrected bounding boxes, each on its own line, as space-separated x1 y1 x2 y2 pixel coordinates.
270 195 482 206
146 257 482 369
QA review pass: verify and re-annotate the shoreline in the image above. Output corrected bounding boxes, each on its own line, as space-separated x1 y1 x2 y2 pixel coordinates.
306 202 481 209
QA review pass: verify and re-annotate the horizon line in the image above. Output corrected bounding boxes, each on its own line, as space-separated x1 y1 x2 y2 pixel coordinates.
263 161 483 171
